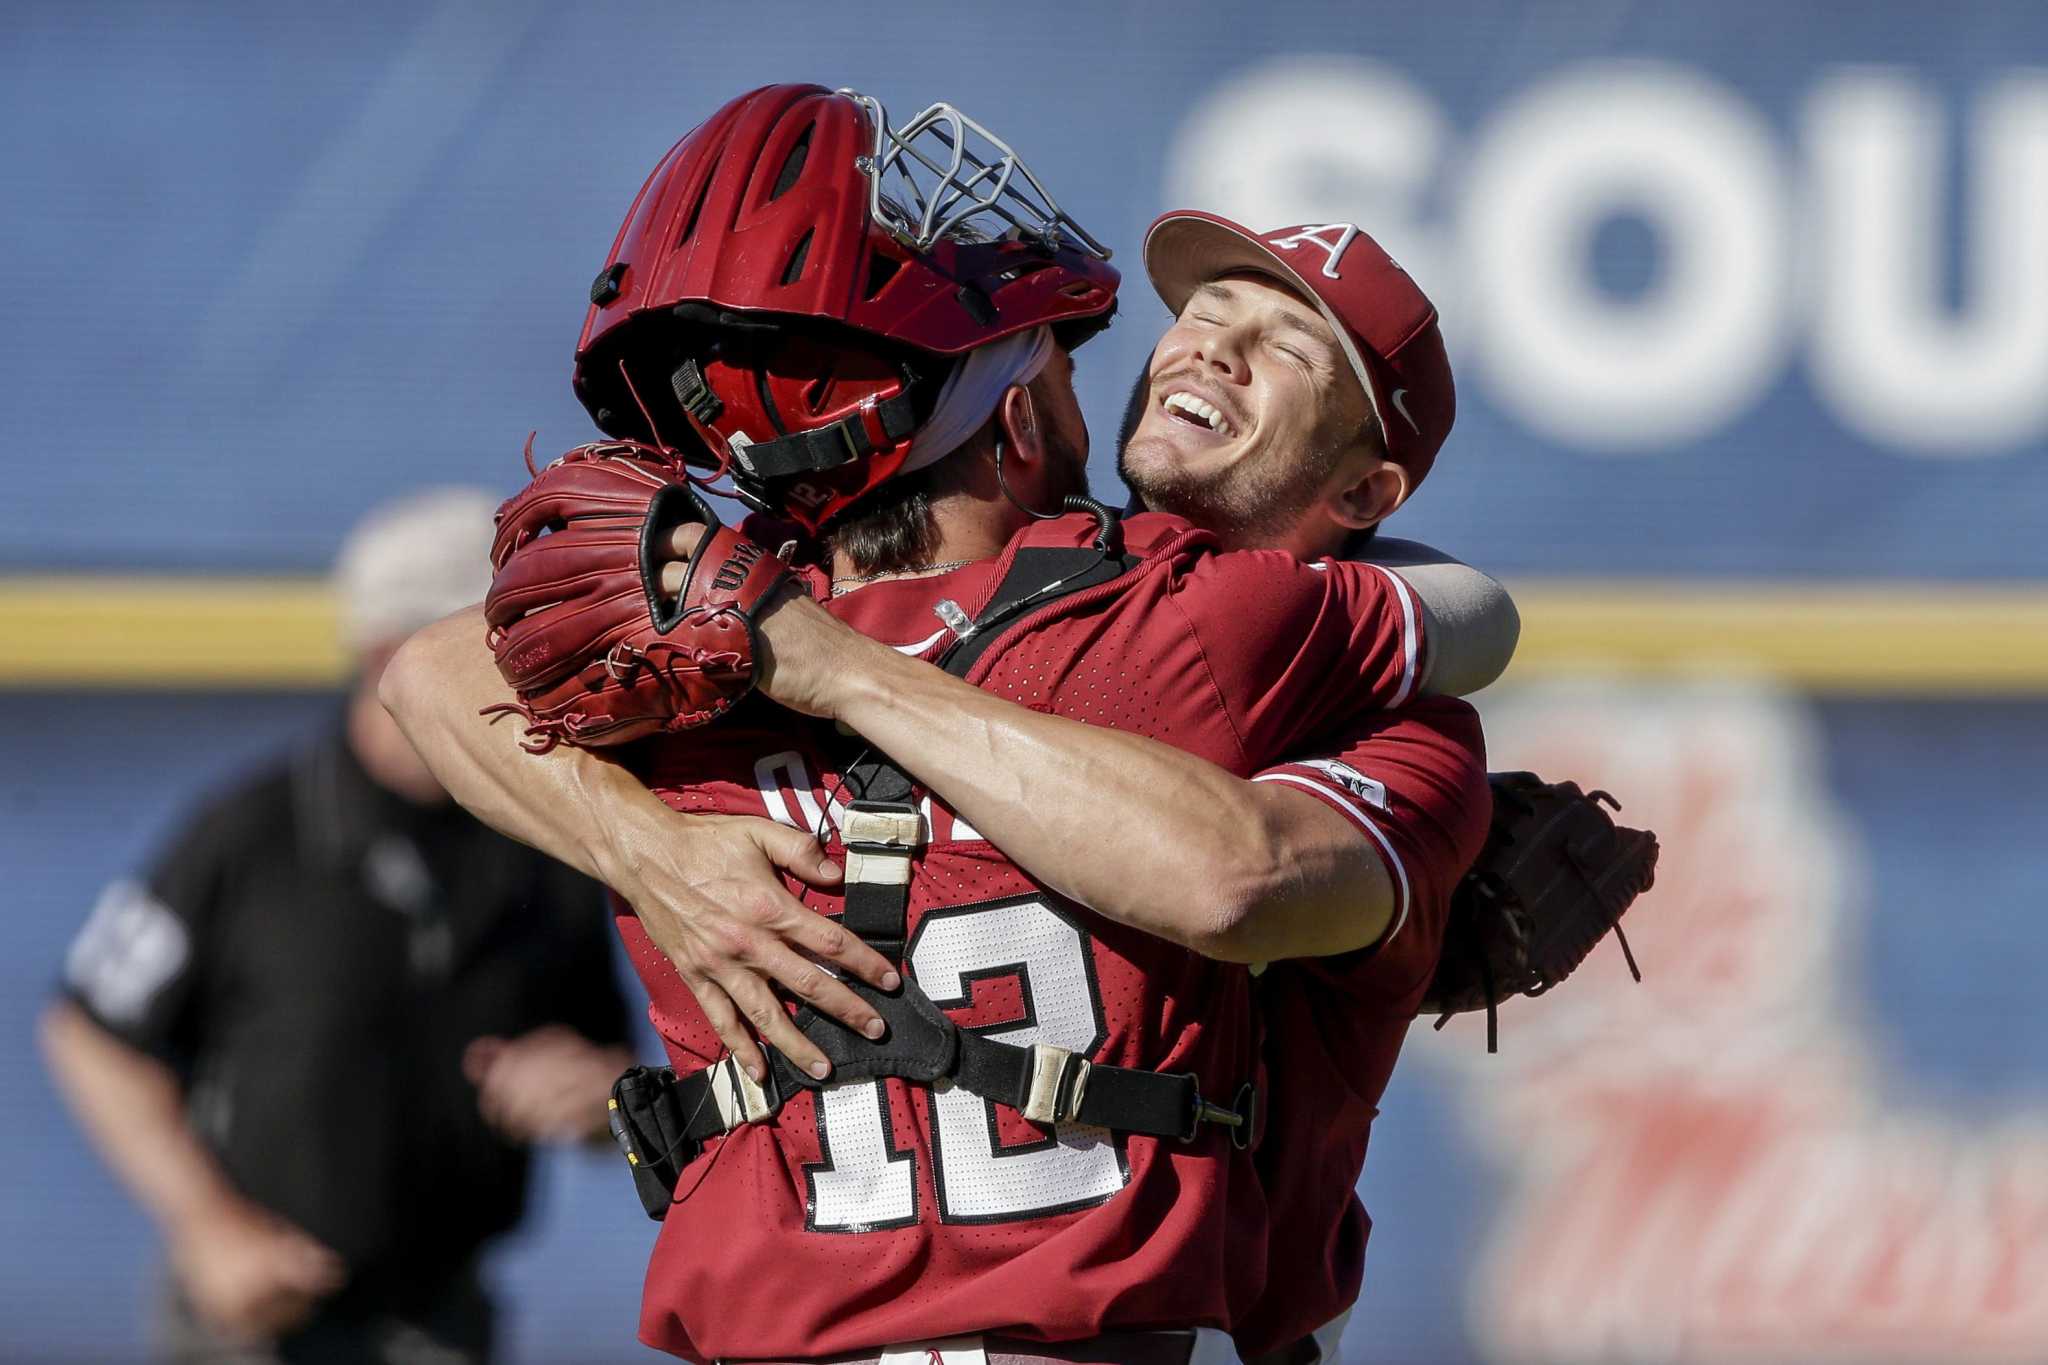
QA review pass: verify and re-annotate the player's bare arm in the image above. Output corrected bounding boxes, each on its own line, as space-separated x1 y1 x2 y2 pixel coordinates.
384 510 1506 1060
395 510 1496 973
729 557 1400 962
39 1000 346 1339
382 608 901 1081
384 596 1363 1066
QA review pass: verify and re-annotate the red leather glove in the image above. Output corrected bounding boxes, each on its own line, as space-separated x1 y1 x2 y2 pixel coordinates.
482 442 792 751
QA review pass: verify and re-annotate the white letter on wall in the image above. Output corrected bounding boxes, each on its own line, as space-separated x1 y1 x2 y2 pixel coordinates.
1164 56 1454 318
1807 69 2048 455
1462 61 1791 452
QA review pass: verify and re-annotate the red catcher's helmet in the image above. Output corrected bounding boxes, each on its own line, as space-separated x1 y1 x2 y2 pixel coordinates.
572 84 1119 533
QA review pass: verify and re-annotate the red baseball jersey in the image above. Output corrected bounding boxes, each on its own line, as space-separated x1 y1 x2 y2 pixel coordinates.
612 509 1431 1361
1231 698 1492 1355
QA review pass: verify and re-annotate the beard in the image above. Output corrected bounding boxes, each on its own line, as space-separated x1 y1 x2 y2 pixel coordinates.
1117 424 1343 548
1114 358 1361 546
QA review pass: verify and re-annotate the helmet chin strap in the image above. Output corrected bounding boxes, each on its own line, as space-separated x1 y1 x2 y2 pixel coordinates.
613 357 727 487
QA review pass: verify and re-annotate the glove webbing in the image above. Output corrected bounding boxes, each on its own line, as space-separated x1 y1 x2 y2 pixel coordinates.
1430 777 1654 1052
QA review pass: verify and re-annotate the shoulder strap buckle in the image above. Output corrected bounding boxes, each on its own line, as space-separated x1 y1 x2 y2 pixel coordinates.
1021 1043 1093 1125
842 801 924 853
842 799 923 896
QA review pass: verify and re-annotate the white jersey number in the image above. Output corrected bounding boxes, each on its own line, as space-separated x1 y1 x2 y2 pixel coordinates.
804 894 1129 1231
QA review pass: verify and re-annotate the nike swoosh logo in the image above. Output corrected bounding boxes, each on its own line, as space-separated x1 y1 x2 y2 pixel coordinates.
890 628 950 656
1389 388 1422 436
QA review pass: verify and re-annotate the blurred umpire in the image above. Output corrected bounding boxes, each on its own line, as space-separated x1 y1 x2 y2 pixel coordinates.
38 490 635 1365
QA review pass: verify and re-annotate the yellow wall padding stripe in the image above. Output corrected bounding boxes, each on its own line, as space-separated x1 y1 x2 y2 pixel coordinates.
1506 580 2048 693
1 575 2046 692
0 577 348 686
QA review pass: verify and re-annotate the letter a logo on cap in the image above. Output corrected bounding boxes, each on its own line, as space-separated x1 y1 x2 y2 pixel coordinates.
1268 223 1361 280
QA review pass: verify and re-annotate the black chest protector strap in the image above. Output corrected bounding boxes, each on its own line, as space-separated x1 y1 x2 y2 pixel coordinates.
834 538 1137 957
838 801 918 957
611 1024 1257 1218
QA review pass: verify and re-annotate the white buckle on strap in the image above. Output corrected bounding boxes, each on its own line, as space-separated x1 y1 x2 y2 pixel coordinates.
842 806 923 847
1022 1043 1089 1125
708 1057 774 1130
842 805 924 886
844 844 914 886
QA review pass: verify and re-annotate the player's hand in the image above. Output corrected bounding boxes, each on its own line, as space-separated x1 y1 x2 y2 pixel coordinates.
465 1025 634 1144
601 806 901 1085
656 523 859 720
168 1195 346 1343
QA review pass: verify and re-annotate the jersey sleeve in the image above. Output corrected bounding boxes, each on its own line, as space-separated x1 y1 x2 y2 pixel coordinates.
58 798 237 1064
1167 548 1426 764
1356 538 1520 698
1253 697 1491 1000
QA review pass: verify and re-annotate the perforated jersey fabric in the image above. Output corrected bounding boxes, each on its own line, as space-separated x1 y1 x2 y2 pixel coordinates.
614 509 1428 1362
1233 700 1492 1354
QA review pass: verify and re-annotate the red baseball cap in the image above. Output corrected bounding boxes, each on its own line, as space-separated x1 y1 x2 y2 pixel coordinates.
1142 210 1454 488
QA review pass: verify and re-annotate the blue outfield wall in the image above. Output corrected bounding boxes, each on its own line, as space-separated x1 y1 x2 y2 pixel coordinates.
2 0 2042 578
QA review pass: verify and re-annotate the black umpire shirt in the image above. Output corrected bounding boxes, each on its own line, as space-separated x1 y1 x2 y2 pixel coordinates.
60 722 630 1308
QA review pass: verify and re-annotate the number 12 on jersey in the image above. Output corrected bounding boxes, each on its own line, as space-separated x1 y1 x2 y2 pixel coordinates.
803 895 1131 1231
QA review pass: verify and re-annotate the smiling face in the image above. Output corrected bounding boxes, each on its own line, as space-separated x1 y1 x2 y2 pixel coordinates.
1118 271 1394 555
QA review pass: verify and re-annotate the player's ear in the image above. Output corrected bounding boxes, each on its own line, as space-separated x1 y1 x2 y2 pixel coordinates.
994 383 1044 467
1327 457 1409 532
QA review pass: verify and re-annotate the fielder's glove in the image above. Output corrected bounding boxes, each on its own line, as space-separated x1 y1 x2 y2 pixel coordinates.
1421 771 1659 1051
482 442 793 752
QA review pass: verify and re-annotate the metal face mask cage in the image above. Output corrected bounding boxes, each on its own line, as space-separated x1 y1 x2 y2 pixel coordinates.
837 88 1113 263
